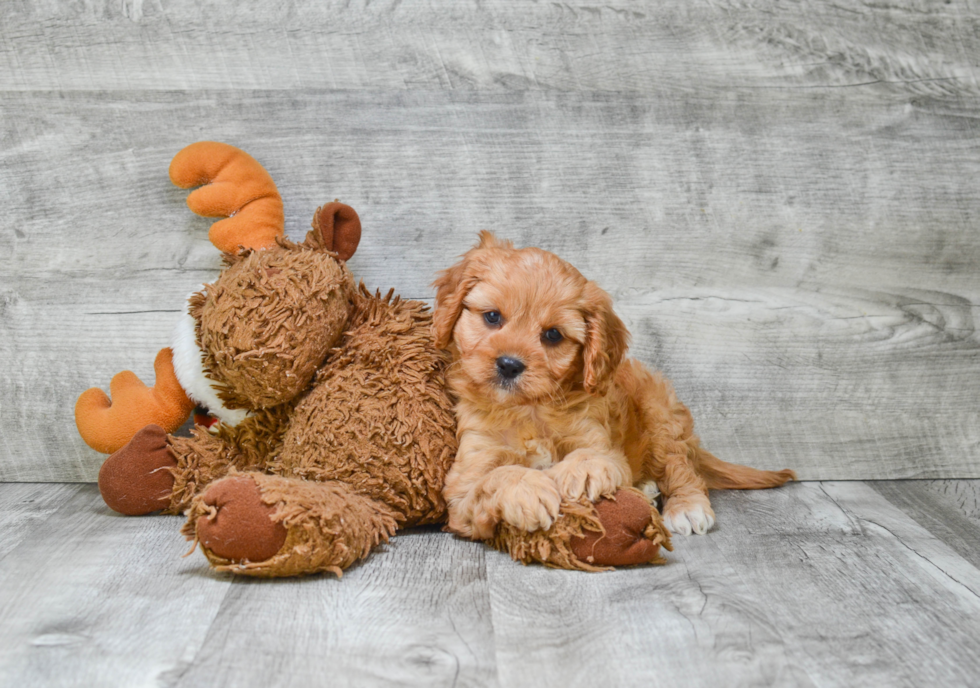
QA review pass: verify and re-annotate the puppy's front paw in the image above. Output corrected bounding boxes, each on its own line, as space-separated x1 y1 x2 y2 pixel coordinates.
662 494 716 536
546 451 631 503
491 469 562 533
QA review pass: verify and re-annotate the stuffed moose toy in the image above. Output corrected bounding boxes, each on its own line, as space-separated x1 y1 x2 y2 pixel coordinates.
74 142 671 576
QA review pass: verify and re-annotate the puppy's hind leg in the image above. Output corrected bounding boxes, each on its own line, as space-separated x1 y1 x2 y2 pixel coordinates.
622 362 715 535
653 444 716 536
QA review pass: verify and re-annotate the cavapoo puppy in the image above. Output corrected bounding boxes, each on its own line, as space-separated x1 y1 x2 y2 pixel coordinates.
434 231 794 540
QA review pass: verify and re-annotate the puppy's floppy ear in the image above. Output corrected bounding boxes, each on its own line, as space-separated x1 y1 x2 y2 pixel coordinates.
581 281 630 395
432 259 472 349
432 231 510 349
432 241 486 349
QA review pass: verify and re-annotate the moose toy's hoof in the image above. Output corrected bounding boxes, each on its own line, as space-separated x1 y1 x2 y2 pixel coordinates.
98 424 176 515
571 489 672 567
195 476 287 564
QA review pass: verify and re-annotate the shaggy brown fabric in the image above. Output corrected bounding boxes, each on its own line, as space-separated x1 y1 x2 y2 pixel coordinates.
184 472 400 577
269 287 458 527
491 499 611 572
193 475 288 563
166 429 243 514
164 405 293 514
195 237 354 410
492 488 671 572
177 274 458 576
98 424 176 515
210 404 294 470
168 221 458 576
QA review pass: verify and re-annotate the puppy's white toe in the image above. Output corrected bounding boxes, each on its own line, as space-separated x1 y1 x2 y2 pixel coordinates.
664 500 715 536
663 512 693 536
688 507 713 535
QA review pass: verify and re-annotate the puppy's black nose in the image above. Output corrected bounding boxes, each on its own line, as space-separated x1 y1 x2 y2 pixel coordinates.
496 356 526 380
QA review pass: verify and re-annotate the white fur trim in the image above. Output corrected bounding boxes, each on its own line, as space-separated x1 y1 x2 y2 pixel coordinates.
637 479 661 503
171 288 250 427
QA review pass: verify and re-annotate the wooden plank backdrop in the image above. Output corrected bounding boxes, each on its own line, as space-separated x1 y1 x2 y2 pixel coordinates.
1 0 978 481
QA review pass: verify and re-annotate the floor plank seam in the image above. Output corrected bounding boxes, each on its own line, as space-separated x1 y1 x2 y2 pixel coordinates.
860 516 980 600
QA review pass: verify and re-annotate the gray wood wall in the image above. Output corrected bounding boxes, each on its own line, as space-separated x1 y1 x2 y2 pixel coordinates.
1 0 978 482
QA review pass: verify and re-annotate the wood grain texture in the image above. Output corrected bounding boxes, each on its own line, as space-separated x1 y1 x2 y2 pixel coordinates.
0 483 84 559
0 484 496 688
870 479 980 570
2 87 977 480
485 481 980 687
907 479 980 523
2 481 979 687
169 528 497 688
1 0 977 96
0 484 232 687
3 0 980 480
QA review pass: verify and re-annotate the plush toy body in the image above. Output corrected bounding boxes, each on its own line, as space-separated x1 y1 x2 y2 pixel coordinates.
115 283 456 576
76 142 669 576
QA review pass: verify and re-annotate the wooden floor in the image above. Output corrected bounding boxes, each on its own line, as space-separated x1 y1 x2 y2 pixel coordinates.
1 481 978 687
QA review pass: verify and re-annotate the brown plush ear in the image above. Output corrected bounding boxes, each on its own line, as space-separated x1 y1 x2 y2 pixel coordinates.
314 202 361 261
581 281 630 395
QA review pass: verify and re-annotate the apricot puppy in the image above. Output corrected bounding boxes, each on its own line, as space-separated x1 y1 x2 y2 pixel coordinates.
434 232 794 539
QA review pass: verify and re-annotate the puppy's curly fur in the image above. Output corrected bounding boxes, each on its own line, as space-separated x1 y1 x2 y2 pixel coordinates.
434 232 795 539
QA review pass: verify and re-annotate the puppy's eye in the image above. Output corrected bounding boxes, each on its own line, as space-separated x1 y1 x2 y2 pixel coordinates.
543 328 563 344
484 311 502 326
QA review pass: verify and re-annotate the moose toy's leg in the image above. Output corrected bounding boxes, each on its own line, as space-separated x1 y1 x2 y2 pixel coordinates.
182 474 401 577
490 488 671 571
186 476 287 563
99 424 246 516
98 425 176 515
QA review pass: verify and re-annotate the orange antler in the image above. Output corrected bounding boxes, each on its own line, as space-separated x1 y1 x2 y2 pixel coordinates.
75 348 195 454
169 141 284 253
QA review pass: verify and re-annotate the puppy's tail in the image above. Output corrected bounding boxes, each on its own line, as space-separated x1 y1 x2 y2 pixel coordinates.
696 449 796 490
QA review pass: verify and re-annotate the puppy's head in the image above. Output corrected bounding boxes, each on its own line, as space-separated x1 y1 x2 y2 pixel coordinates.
433 231 629 404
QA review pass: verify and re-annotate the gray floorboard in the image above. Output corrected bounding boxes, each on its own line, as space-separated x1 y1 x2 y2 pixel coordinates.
169 529 498 688
1 482 978 687
0 485 231 688
870 479 980 571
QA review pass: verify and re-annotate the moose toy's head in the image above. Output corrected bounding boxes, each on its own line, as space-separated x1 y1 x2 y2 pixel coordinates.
172 203 362 425
76 142 363 452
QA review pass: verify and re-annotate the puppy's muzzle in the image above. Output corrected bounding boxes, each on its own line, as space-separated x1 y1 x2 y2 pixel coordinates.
495 356 525 381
